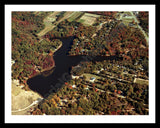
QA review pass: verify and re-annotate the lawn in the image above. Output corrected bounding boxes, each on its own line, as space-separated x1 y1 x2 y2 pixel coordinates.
82 73 108 90
83 73 101 82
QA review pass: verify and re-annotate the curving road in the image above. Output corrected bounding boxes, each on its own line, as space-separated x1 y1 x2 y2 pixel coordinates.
129 11 149 45
12 98 43 113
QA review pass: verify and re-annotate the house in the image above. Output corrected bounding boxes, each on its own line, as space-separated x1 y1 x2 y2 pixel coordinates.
117 90 122 94
11 59 15 66
96 70 100 74
71 75 79 79
72 85 76 88
85 87 89 90
133 11 139 16
90 77 96 82
100 68 104 71
99 23 103 26
95 89 99 92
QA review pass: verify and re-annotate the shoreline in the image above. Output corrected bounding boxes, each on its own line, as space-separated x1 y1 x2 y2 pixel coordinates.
28 41 62 77
40 41 62 73
12 36 67 114
15 41 63 96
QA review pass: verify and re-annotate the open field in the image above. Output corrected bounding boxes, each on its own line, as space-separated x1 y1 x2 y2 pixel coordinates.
37 11 74 37
12 79 43 115
37 11 101 37
37 11 61 37
67 11 84 22
78 13 100 26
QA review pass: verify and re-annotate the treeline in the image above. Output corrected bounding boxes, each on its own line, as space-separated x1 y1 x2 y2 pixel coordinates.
45 19 97 39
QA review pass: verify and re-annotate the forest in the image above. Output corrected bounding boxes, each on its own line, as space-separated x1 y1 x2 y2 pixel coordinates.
137 11 149 34
12 12 62 88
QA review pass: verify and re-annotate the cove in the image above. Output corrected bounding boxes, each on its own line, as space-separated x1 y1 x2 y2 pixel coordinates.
27 36 121 98
27 36 83 97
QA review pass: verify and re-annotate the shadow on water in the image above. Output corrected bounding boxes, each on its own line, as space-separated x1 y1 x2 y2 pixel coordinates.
27 36 122 98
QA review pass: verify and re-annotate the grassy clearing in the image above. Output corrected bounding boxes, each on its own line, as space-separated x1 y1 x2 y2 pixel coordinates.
78 19 85 23
134 78 149 85
83 13 101 18
78 13 100 26
37 11 61 37
12 79 43 114
67 11 84 22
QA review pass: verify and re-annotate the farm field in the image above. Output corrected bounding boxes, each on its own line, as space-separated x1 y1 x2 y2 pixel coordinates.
37 11 101 37
78 13 101 26
37 11 61 37
67 11 84 22
37 11 74 37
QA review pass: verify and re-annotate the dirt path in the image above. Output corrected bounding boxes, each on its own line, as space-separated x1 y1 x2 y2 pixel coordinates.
12 98 43 113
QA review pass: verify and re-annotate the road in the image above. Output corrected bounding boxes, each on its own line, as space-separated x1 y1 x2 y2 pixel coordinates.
83 72 148 107
37 11 74 37
12 98 43 113
117 11 148 45
129 11 149 45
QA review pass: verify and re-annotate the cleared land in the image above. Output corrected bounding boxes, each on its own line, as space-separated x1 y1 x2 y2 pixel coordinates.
67 11 84 22
78 13 100 26
37 11 61 37
37 12 101 37
37 11 74 37
12 79 43 115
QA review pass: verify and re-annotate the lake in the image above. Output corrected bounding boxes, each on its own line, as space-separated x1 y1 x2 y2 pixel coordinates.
27 36 120 97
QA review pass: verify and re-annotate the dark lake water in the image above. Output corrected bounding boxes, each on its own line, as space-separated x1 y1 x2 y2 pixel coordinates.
27 36 120 98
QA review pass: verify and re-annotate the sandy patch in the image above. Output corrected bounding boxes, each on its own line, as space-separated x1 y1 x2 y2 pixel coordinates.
12 79 42 115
